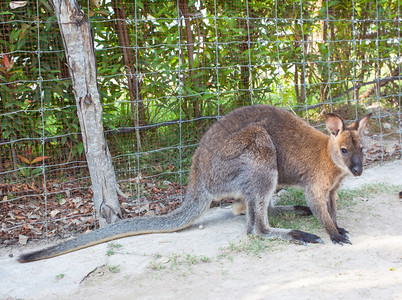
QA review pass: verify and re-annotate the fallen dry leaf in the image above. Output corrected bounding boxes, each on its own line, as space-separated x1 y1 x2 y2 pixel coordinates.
50 209 60 218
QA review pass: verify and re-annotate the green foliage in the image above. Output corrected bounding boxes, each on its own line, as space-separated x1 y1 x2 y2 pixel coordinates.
1 0 400 182
275 187 306 206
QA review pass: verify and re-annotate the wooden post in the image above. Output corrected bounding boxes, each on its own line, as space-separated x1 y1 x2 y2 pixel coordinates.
51 0 123 226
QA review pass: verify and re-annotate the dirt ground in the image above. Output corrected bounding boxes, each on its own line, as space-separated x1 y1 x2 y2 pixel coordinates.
1 160 401 300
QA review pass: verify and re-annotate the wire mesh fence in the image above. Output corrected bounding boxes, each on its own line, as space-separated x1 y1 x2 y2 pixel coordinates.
1 0 401 244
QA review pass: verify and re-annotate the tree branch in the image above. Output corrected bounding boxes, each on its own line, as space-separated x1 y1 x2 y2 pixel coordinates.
295 67 401 112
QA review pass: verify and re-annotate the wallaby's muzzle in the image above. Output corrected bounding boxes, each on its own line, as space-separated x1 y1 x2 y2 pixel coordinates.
350 154 363 176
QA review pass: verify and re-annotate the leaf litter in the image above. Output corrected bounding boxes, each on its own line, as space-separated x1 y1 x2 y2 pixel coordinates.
0 140 400 248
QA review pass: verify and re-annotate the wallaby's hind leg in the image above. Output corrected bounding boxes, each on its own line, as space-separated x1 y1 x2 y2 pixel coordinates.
230 124 322 245
245 189 322 245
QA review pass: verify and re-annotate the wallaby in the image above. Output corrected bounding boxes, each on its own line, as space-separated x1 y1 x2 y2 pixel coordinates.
18 105 371 263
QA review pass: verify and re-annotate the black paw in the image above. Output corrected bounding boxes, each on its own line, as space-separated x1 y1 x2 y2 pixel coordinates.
337 227 349 238
289 230 324 245
331 233 352 245
294 205 313 216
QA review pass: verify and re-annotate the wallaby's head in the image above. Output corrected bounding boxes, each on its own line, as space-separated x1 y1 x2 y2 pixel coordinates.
325 112 372 176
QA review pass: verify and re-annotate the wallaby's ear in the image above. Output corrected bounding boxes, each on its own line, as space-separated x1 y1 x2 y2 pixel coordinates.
325 113 344 137
347 112 372 135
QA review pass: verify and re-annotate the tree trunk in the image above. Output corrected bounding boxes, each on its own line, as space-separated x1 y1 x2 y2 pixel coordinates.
294 63 300 102
111 0 148 132
292 24 307 104
311 0 329 104
51 0 122 227
178 0 201 122
300 33 307 104
238 13 253 107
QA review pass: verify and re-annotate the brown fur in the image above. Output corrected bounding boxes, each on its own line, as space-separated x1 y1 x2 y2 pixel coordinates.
18 105 371 262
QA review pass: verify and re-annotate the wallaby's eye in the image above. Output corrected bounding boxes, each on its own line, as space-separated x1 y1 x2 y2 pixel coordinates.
341 148 348 155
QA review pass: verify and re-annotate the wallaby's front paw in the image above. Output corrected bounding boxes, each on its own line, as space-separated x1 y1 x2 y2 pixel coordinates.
288 230 324 245
331 233 352 245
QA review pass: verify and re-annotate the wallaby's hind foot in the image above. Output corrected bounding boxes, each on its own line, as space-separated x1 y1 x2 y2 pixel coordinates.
288 230 324 245
234 202 313 217
256 228 323 245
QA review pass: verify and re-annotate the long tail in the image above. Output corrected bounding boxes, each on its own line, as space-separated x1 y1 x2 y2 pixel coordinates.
18 193 210 263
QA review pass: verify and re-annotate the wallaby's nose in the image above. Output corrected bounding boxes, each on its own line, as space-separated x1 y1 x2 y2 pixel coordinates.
351 154 363 176
352 165 362 176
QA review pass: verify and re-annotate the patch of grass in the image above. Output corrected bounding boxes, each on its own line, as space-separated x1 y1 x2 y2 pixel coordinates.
200 256 211 263
107 265 121 273
276 183 399 207
106 243 123 256
270 212 321 234
220 235 276 258
271 187 321 233
148 254 169 271
217 252 234 262
108 242 123 249
54 273 65 282
270 183 400 232
275 187 306 206
148 260 166 271
338 183 400 208
170 253 211 269
148 253 211 272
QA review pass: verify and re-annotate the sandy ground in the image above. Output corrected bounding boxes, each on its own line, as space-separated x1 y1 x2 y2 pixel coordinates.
1 160 401 300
